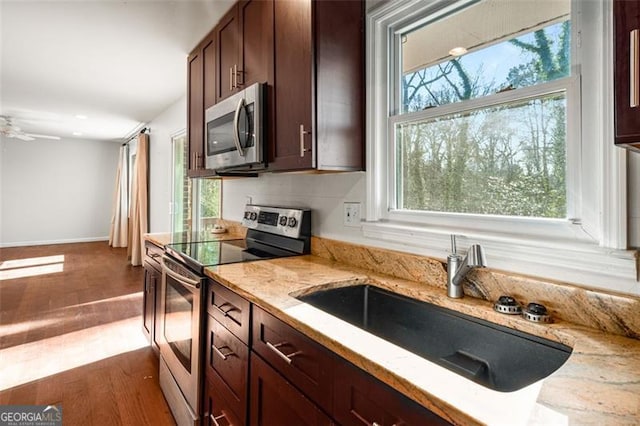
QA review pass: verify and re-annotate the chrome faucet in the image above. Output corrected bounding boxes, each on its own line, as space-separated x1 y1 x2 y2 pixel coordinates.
447 235 487 298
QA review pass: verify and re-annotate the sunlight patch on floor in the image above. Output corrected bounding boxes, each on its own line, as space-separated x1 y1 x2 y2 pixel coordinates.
0 316 148 391
0 255 65 280
0 255 65 270
0 263 64 280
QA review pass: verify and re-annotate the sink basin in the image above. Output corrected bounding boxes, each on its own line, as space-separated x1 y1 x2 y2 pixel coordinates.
297 285 572 392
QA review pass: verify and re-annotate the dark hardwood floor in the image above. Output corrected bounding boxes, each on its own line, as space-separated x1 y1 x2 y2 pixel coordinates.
0 242 175 425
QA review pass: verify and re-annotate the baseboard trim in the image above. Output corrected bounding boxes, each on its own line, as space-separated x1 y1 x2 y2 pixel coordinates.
0 236 111 248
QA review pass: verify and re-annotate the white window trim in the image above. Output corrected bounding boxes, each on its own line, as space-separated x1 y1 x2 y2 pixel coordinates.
365 0 636 294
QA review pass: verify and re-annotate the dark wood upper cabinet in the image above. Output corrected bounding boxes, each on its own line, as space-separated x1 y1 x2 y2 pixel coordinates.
187 30 217 178
216 5 240 102
614 0 640 149
203 35 217 111
269 0 364 172
187 48 205 176
216 0 274 102
239 0 274 89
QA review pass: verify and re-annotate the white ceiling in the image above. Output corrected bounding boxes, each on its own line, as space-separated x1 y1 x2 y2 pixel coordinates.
0 0 234 142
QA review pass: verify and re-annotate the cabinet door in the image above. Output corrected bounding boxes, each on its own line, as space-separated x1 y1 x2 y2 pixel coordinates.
142 267 154 342
152 269 162 352
270 0 313 171
216 5 240 102
187 48 205 175
249 354 333 426
614 0 640 146
333 361 451 426
239 0 273 89
204 374 244 426
203 34 217 111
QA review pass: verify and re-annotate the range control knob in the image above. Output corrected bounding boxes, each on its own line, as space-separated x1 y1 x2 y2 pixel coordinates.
287 217 297 227
279 216 288 226
249 212 257 221
244 211 251 220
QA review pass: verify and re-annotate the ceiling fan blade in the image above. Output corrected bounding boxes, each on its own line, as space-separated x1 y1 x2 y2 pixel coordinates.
25 133 61 140
15 134 35 141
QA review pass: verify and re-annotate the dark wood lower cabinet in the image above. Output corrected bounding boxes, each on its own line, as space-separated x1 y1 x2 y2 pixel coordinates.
249 354 334 426
142 241 162 353
204 374 244 426
334 360 452 426
200 285 450 426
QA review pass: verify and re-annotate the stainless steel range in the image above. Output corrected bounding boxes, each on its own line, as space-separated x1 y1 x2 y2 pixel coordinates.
158 205 311 426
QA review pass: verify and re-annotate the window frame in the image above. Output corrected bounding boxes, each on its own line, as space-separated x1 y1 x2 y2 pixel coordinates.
365 0 634 292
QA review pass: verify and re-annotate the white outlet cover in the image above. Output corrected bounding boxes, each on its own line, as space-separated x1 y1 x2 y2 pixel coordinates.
344 202 361 227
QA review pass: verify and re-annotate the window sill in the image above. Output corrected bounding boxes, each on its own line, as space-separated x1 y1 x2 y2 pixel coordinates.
361 220 639 296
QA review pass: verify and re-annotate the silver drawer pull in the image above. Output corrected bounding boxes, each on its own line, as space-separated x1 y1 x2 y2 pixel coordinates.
265 341 302 365
212 344 235 361
213 302 236 317
349 409 390 426
210 412 227 426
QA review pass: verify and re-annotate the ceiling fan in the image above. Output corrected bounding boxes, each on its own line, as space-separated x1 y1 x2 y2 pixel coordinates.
0 115 60 141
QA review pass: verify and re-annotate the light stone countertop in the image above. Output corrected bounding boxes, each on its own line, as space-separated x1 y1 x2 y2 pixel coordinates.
203 255 640 426
144 232 640 424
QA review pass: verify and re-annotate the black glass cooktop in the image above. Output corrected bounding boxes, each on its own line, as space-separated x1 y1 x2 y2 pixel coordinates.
165 238 298 274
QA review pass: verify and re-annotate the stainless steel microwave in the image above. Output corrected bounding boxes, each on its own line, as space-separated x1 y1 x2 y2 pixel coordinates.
205 82 265 172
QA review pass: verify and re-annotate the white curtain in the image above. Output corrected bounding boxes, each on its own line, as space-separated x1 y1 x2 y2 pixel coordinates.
128 133 149 266
109 145 128 247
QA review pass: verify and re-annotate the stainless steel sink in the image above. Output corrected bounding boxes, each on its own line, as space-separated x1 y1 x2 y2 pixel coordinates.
297 285 572 392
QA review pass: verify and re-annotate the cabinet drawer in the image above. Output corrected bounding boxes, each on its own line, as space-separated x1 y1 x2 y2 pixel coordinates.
204 374 244 426
144 240 163 271
252 306 334 413
249 353 333 426
333 360 451 426
207 279 251 344
205 315 248 421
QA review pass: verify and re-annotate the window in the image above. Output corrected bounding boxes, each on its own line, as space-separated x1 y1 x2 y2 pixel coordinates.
171 132 221 234
397 9 570 218
366 0 633 291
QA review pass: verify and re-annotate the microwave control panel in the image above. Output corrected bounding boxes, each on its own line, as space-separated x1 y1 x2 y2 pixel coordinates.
242 205 311 239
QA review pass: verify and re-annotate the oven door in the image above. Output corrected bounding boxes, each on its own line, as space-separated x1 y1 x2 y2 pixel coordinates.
205 82 263 171
159 255 204 423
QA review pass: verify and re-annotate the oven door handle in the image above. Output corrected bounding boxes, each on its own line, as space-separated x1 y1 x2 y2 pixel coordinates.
232 97 245 157
161 256 201 289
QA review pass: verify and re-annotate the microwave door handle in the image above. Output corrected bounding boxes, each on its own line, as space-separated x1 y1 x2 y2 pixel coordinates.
232 97 245 157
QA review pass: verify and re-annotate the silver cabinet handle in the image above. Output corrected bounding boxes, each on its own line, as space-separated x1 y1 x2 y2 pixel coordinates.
265 341 302 364
213 302 236 317
631 29 639 108
299 124 311 157
210 412 227 426
212 344 234 361
233 64 241 88
232 97 245 157
229 67 234 91
349 409 390 426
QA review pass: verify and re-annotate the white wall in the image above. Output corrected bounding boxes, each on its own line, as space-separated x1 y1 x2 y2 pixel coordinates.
147 95 186 233
0 136 120 246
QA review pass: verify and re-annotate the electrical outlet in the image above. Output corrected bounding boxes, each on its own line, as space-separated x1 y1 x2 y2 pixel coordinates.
344 202 361 227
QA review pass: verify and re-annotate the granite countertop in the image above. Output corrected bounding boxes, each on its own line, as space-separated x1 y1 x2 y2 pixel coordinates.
143 232 639 424
203 255 640 425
